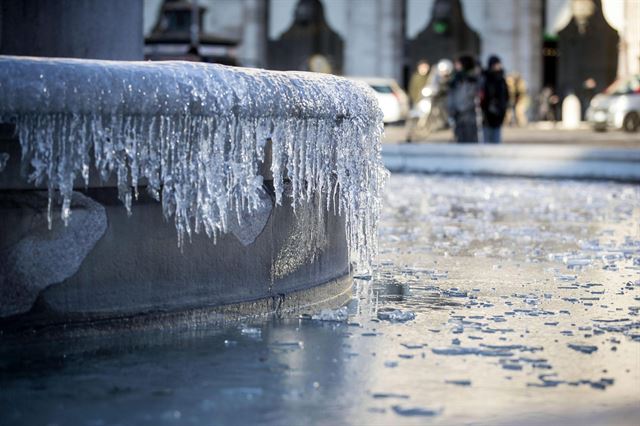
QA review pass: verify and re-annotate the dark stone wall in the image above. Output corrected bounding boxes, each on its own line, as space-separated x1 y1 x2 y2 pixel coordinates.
0 0 143 60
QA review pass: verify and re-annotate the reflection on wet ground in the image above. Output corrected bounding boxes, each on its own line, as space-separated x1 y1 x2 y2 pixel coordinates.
1 174 639 425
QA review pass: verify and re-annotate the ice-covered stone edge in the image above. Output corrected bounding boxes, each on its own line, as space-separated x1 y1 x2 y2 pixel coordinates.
0 56 387 269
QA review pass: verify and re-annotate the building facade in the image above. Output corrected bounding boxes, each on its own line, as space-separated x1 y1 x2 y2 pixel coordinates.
144 0 640 107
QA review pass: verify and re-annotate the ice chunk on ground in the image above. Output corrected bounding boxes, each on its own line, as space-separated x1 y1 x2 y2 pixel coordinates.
431 346 514 357
377 309 416 322
567 343 598 354
445 379 472 386
392 406 440 417
312 306 349 322
371 393 409 399
240 326 262 339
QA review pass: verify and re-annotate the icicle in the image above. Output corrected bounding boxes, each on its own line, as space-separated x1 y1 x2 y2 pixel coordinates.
0 56 387 270
0 152 8 172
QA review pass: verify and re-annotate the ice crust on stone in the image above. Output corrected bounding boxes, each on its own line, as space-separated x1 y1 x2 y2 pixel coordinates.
0 56 387 268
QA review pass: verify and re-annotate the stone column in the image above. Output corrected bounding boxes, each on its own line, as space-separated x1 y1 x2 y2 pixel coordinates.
378 0 405 83
0 0 143 60
240 0 268 68
344 1 378 76
477 0 542 114
519 0 543 101
345 0 404 82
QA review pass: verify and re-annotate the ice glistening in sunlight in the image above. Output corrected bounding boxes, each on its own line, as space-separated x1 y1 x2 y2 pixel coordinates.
0 56 387 268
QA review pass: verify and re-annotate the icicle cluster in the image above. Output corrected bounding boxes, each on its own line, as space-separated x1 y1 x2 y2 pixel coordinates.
0 56 387 268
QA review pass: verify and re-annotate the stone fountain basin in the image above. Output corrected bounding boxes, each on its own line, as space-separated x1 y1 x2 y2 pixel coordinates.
0 146 352 335
0 131 351 333
0 57 387 334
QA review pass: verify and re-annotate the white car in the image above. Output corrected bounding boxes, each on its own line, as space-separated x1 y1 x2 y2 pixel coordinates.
586 74 640 132
351 77 410 124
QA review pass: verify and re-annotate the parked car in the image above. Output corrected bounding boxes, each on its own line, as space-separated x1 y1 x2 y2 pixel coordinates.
351 77 410 124
586 74 640 132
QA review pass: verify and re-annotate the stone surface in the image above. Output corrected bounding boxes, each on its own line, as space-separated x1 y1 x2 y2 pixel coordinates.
0 191 107 317
0 184 348 321
228 187 273 246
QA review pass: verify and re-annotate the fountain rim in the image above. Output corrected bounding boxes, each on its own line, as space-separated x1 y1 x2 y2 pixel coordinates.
0 55 383 122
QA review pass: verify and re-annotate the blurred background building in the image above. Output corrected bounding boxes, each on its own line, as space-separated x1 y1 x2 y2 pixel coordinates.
144 0 239 64
143 0 639 112
1 0 635 122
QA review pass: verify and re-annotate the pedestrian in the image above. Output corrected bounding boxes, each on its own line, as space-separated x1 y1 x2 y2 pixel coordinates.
428 59 454 129
505 73 530 126
514 75 530 126
408 60 430 107
405 59 454 142
579 77 598 119
447 55 482 143
538 86 559 122
480 55 508 143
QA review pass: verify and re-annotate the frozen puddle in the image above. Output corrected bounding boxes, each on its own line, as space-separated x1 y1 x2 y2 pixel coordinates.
1 174 639 425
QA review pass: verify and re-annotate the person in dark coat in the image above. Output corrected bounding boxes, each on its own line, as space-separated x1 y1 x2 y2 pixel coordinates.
481 55 508 143
447 55 482 143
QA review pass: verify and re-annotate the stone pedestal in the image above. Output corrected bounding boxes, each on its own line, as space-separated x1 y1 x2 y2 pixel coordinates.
562 94 582 129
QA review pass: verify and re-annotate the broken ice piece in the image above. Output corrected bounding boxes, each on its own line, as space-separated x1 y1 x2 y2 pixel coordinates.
377 309 416 322
312 307 349 322
240 327 262 339
555 274 578 282
567 343 598 354
392 405 440 417
445 379 471 386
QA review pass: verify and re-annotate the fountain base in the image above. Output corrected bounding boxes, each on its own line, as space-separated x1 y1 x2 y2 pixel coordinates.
1 141 351 335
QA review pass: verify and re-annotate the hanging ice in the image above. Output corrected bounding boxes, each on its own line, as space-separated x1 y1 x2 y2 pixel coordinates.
0 56 387 269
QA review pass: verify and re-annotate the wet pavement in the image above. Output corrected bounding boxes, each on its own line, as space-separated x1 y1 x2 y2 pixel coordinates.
1 174 639 425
